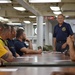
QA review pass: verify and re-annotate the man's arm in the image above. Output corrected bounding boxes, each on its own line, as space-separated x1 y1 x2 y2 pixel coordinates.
53 38 56 51
70 35 74 41
53 26 57 51
69 44 75 61
20 47 42 54
1 51 14 62
62 35 74 49
0 44 14 62
67 36 75 61
16 53 20 57
25 38 33 49
27 41 33 49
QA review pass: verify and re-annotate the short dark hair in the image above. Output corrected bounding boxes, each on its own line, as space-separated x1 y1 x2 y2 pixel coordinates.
4 24 10 30
58 14 65 18
0 22 11 32
11 26 16 33
16 29 24 38
0 22 5 30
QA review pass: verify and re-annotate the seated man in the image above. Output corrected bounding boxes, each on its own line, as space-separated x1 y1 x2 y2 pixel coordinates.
0 22 14 62
67 36 75 61
14 29 42 56
0 43 14 62
7 26 19 57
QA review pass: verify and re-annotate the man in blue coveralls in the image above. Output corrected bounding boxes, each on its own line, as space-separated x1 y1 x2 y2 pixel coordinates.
53 14 74 52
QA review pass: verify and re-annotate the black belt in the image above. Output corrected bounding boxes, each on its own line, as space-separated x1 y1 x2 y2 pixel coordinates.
57 41 66 43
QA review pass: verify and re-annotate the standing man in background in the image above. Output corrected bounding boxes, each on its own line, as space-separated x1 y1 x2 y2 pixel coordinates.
53 14 74 52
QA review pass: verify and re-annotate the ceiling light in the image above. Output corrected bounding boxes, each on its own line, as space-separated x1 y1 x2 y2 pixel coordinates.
0 17 9 22
0 0 12 3
24 21 31 24
18 27 24 30
7 23 21 25
29 16 36 18
53 11 62 15
65 16 69 18
29 0 61 3
13 7 26 11
50 6 60 11
3 18 9 21
0 17 4 20
33 23 46 25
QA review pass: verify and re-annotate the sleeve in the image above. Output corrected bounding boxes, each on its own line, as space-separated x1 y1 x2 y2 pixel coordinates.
15 41 26 51
67 24 74 35
7 41 16 57
24 42 29 48
0 43 8 58
53 26 56 37
9 47 16 57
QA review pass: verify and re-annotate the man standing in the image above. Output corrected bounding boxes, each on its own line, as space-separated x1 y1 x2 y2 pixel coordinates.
53 14 74 52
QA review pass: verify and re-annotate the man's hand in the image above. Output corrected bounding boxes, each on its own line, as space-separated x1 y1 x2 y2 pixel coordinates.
25 38 30 42
67 36 73 46
16 53 20 57
53 47 56 51
62 43 67 49
70 35 75 42
37 49 42 54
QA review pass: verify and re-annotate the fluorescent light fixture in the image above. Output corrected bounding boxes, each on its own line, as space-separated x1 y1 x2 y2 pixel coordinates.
0 17 4 20
29 16 36 18
65 16 69 18
3 18 9 21
33 23 46 25
0 17 9 22
13 7 26 11
0 0 12 3
24 21 31 24
29 0 61 3
18 27 24 30
50 6 60 11
7 23 21 25
53 11 62 15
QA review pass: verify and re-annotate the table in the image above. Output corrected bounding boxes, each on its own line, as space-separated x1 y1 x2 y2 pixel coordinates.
2 52 75 67
0 67 75 75
0 52 75 75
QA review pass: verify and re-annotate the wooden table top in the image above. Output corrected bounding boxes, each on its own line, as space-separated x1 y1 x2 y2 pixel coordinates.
0 52 75 75
0 67 75 75
3 52 73 67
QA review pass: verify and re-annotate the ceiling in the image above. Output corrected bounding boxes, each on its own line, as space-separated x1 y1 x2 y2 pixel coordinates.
0 0 75 23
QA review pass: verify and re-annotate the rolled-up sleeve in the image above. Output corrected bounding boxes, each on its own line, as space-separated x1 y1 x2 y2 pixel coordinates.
0 43 8 58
